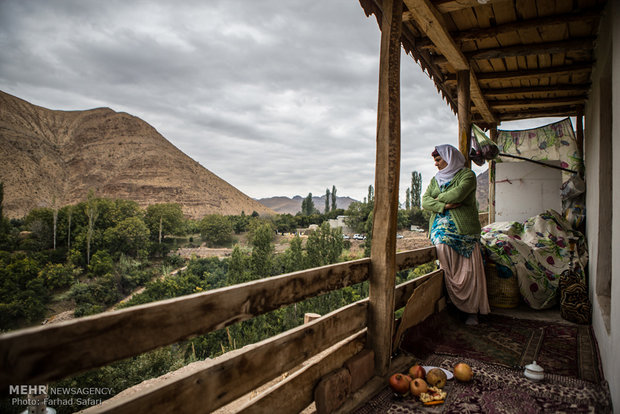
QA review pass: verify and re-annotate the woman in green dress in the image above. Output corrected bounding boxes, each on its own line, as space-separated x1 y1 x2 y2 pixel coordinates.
422 144 490 325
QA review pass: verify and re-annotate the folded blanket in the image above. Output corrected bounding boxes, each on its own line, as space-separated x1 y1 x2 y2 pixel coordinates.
481 209 588 309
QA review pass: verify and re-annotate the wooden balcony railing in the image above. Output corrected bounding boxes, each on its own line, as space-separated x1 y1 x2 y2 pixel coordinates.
0 246 440 413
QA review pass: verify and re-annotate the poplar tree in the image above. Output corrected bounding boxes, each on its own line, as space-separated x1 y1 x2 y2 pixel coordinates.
85 190 99 265
325 188 331 213
331 185 337 211
405 188 411 210
411 171 422 208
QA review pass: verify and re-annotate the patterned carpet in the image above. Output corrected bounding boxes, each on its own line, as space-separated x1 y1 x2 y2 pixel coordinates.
354 355 612 414
398 308 602 383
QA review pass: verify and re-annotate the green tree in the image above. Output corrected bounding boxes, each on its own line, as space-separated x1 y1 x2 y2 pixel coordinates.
89 250 115 276
23 208 53 250
367 185 374 204
39 263 76 289
250 223 274 278
228 245 251 285
145 203 185 244
200 215 233 247
282 235 304 273
273 214 297 233
305 222 344 267
85 190 100 265
331 185 337 211
104 216 150 258
405 188 411 210
301 193 316 216
324 188 331 214
411 171 422 209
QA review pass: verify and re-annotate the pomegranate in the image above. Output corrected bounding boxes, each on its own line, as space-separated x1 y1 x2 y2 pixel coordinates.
408 364 426 379
453 362 473 382
388 373 411 394
426 368 447 388
409 378 428 396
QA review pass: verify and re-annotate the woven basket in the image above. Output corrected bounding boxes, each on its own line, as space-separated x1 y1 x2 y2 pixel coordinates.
485 262 520 308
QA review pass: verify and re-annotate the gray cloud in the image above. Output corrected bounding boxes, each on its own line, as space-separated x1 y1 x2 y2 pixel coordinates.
1 0 539 204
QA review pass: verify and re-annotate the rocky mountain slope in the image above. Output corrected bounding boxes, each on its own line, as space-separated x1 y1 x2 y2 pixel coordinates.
0 91 274 219
476 169 489 211
258 195 357 215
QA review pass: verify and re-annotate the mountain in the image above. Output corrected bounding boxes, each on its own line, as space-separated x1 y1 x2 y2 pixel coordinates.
0 91 275 219
476 169 489 211
258 195 357 215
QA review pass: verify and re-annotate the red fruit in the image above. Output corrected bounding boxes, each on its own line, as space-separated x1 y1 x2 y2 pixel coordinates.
408 364 426 379
410 378 428 396
388 373 411 394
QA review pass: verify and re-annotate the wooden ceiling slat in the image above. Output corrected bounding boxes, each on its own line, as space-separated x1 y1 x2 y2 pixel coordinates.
482 84 591 97
358 0 606 124
403 0 496 123
434 0 512 14
414 6 602 48
402 0 468 70
455 62 594 83
497 104 584 121
490 96 587 109
466 37 595 61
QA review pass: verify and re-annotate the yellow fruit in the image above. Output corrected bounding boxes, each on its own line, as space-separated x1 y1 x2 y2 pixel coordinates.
454 362 473 382
426 368 447 388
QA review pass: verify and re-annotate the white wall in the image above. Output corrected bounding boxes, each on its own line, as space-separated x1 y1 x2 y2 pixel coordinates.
584 1 620 409
495 161 563 222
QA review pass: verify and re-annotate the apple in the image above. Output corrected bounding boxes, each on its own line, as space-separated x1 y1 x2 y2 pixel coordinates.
408 364 426 379
454 362 473 382
409 378 428 396
388 373 411 394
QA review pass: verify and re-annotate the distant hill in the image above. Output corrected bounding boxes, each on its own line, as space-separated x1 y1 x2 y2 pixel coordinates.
477 169 489 211
258 195 357 215
0 90 275 219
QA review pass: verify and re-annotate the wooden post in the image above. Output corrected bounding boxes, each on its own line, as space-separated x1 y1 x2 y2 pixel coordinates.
576 112 584 162
457 70 471 167
489 126 498 223
369 0 402 376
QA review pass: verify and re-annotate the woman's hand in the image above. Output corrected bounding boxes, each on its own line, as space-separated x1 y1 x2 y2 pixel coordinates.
445 203 461 210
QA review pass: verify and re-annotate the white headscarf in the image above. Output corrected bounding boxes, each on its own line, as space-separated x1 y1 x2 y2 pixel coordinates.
434 144 465 186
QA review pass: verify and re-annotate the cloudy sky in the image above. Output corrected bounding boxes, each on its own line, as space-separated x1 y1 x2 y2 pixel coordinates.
0 0 563 203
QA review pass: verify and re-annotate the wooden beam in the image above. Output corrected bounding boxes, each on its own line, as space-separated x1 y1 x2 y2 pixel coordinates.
403 0 495 123
488 126 497 224
466 37 595 61
433 38 595 66
433 0 512 14
489 96 587 109
458 70 471 167
394 269 443 309
0 259 370 387
403 0 468 71
576 112 584 160
237 331 367 414
470 71 497 124
81 300 368 414
497 105 584 121
416 6 604 48
482 84 591 97
369 0 402 377
448 63 594 83
395 246 436 271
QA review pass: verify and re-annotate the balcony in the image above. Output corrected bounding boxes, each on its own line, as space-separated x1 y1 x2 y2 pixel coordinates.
0 243 612 413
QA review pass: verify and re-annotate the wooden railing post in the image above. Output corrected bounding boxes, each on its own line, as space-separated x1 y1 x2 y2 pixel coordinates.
457 69 471 167
368 0 402 376
489 125 498 223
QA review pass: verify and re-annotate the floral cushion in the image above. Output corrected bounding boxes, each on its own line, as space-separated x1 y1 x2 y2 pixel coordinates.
481 210 588 310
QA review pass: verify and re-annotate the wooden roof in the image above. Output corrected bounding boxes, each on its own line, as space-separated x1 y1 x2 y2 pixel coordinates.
359 0 607 127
